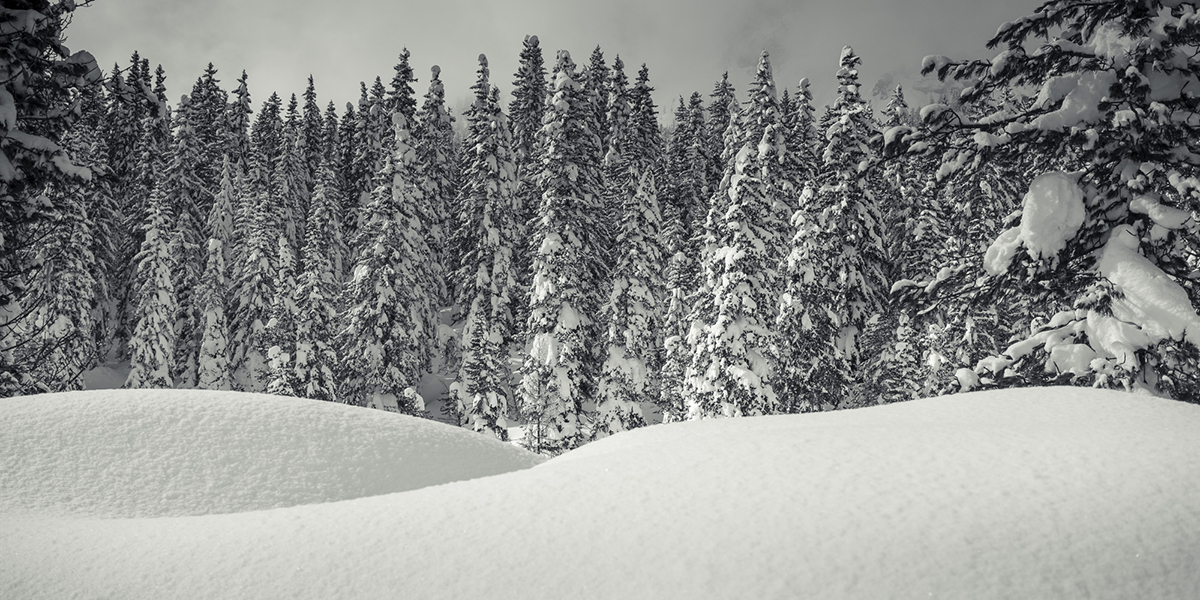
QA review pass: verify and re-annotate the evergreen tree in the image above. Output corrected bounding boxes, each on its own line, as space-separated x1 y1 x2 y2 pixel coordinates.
301 76 324 189
339 112 436 412
510 35 548 175
264 234 299 396
685 51 790 418
449 56 522 438
226 70 253 168
583 46 611 150
897 0 1200 400
595 169 664 437
196 238 233 391
416 65 456 305
518 50 607 452
289 163 344 401
778 47 888 410
705 72 737 191
274 96 310 255
125 184 178 389
229 166 277 392
165 95 208 388
388 49 419 124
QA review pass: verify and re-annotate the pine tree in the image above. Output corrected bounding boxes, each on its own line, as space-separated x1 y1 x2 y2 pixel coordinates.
595 169 664 437
583 46 611 150
685 51 790 418
226 70 253 168
229 165 277 392
272 95 310 258
416 65 456 305
264 234 299 396
301 76 324 190
705 72 737 192
125 184 178 389
165 95 208 388
290 163 344 401
339 112 436 412
196 238 233 391
897 0 1200 400
778 47 888 410
518 50 608 452
510 35 549 175
450 56 522 438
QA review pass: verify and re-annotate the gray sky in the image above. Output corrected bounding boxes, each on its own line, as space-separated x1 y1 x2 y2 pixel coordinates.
67 0 1038 122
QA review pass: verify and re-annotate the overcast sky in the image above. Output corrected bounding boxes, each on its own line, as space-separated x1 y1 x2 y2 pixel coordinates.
67 0 1038 123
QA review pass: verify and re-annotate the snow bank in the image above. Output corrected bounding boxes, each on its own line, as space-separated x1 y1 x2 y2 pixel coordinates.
0 389 543 518
3 388 1199 599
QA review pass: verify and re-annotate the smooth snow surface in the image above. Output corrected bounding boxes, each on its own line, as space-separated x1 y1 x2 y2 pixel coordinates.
0 390 543 518
4 388 1200 599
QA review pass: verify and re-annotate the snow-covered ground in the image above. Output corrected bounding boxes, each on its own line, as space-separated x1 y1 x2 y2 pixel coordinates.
3 387 1198 599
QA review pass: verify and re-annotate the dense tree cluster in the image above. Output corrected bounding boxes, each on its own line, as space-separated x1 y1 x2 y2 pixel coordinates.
9 0 1200 453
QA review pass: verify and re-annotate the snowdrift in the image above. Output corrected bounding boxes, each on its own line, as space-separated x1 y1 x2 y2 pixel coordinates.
3 387 1199 599
0 389 544 517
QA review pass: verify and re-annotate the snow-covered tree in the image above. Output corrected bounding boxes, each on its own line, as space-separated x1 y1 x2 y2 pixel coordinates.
595 169 664 437
288 163 344 401
778 47 888 411
894 0 1200 400
685 51 791 418
583 45 611 150
229 165 277 392
518 50 608 452
196 238 232 391
416 65 456 304
165 95 208 388
125 184 178 389
705 72 737 191
449 55 522 438
264 234 299 396
339 112 436 412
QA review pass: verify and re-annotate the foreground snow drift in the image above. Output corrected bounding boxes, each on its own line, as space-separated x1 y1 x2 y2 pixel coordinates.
3 388 1199 599
0 389 543 517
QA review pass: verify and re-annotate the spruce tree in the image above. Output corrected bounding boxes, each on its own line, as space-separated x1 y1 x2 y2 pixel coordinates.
595 169 664 436
450 56 522 438
229 164 277 392
165 95 208 388
125 184 178 389
196 238 233 391
583 46 611 150
778 47 888 410
339 112 436 412
264 234 299 396
897 0 1200 400
518 50 607 452
290 163 344 401
416 65 456 305
226 70 253 169
686 51 790 418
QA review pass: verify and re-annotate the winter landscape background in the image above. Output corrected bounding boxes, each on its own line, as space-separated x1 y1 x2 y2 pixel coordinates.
4 0 1200 596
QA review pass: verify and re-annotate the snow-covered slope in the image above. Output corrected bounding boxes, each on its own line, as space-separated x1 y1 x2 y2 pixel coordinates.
0 389 544 517
3 387 1199 599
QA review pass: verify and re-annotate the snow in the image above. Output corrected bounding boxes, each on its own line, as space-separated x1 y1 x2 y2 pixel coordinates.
4 387 1200 599
1020 172 1085 260
983 172 1086 274
1098 224 1200 346
0 390 543 518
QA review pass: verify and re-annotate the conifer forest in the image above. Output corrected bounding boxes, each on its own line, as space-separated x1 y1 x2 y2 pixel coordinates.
7 0 1200 454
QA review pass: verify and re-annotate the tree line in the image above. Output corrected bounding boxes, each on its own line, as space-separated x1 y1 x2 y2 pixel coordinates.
5 0 1200 454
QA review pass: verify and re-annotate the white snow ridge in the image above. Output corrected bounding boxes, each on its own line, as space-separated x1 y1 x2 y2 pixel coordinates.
3 387 1200 599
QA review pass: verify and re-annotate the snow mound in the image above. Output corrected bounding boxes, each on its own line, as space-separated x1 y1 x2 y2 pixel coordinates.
0 389 543 518
3 387 1199 599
